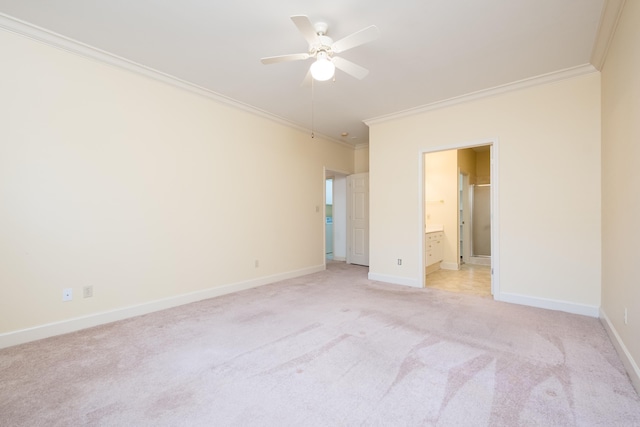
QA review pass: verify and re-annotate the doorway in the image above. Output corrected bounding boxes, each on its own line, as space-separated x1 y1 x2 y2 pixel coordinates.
323 170 369 267
324 170 348 264
421 141 498 298
326 178 334 260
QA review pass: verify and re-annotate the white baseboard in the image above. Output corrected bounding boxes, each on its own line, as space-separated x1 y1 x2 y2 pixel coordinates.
468 256 491 266
368 272 421 288
441 262 460 270
600 308 640 395
332 256 346 262
425 262 441 275
496 292 599 317
0 264 325 349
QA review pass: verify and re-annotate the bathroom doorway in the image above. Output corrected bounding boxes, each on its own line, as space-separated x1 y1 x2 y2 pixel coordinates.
422 142 496 297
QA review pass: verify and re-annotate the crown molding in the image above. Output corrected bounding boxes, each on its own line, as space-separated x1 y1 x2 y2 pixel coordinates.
364 64 598 126
590 0 627 70
0 13 356 150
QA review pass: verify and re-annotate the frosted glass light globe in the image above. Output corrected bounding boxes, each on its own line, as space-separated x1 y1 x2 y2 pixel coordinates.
310 52 335 81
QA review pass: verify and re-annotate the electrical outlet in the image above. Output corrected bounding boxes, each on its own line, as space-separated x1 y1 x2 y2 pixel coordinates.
62 288 73 302
255 259 259 268
397 258 402 266
83 285 93 298
624 307 628 325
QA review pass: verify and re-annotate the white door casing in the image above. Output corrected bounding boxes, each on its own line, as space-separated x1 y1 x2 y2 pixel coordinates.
419 140 498 299
461 172 471 264
347 173 369 266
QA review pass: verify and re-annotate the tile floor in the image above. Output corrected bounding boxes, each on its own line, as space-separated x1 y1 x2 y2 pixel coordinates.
425 263 492 297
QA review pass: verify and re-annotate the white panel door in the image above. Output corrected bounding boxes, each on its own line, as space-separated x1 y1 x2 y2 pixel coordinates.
347 173 369 266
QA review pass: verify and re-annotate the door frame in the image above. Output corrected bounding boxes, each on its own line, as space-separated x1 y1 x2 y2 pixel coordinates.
323 167 350 269
419 139 500 298
460 171 471 264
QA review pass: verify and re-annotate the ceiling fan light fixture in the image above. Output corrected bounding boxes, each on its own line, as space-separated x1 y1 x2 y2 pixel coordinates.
310 51 335 81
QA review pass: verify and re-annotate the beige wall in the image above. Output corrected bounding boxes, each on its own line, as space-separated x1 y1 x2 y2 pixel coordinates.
457 148 477 184
370 73 601 310
476 150 491 184
424 150 458 266
0 30 354 336
601 1 640 388
354 145 369 173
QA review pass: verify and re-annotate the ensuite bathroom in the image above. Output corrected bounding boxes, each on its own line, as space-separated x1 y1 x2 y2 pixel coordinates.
424 145 492 296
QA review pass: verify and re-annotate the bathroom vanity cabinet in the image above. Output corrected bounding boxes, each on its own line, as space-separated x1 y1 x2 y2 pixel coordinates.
426 231 444 267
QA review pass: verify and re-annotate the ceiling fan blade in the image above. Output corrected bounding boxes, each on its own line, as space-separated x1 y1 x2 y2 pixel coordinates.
291 15 320 47
261 53 310 65
331 25 380 53
332 56 369 80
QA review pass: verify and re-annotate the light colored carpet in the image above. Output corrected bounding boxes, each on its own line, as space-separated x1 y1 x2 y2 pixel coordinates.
1 261 639 426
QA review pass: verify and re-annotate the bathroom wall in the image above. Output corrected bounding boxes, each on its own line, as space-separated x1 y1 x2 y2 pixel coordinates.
424 150 458 268
457 148 477 184
476 150 491 184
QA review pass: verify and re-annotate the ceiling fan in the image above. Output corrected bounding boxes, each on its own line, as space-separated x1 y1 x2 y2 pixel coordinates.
261 15 380 83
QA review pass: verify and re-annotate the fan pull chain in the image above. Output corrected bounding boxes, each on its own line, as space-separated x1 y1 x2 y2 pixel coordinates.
311 77 315 139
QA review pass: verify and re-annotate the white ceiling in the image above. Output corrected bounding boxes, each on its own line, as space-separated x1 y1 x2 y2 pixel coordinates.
0 0 606 145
